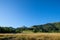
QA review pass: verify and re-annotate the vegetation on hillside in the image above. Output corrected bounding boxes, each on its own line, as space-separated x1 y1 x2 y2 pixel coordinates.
0 22 60 33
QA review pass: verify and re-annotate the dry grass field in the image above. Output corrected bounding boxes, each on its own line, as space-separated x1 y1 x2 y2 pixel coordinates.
0 33 60 40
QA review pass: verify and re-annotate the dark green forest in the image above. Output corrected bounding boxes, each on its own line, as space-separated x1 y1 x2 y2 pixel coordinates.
0 22 60 33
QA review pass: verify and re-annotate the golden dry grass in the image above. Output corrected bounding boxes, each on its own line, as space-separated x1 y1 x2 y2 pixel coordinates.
0 33 60 40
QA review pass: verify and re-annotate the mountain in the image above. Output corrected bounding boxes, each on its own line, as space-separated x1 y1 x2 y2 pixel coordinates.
30 22 60 32
0 22 60 33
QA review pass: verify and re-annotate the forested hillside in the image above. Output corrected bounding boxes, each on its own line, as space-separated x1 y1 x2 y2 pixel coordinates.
0 22 60 33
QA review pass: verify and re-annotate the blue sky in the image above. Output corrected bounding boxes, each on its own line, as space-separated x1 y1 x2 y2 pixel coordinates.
0 0 60 28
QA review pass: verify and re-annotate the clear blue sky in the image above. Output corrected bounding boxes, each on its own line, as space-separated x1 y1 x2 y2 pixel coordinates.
0 0 60 28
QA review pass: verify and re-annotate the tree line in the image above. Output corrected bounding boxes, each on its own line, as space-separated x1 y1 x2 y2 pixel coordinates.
0 22 60 33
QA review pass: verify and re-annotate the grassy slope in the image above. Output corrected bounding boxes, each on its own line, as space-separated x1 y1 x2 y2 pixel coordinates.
0 33 60 40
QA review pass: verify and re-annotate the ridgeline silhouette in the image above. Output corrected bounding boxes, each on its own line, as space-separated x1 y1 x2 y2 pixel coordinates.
0 22 60 33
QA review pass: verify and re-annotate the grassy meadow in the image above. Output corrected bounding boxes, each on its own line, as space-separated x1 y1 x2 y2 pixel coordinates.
0 33 60 40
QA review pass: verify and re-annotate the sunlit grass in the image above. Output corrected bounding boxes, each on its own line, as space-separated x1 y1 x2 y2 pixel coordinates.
0 33 60 40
